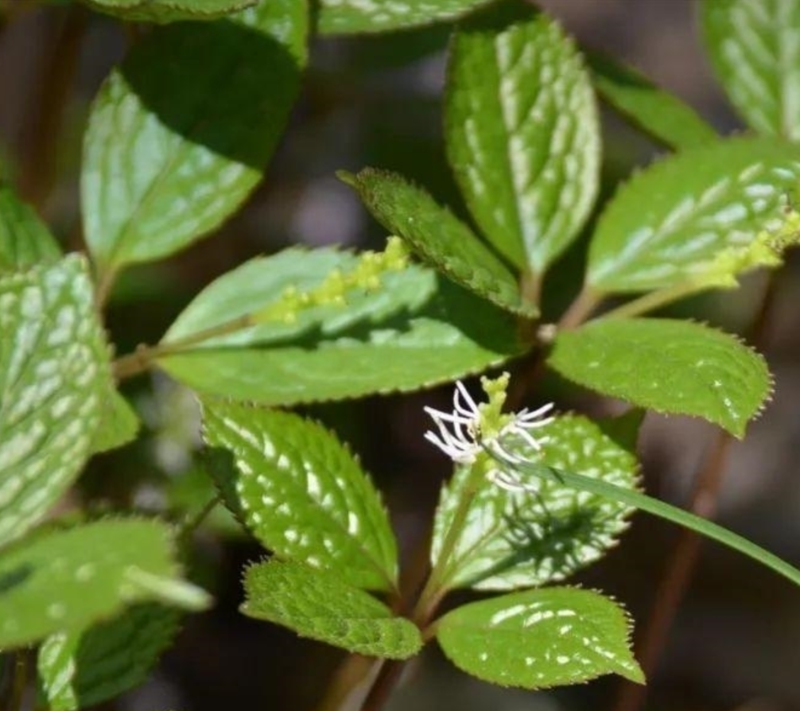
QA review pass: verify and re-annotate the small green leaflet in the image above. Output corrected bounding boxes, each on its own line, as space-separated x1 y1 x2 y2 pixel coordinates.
316 0 492 35
0 519 209 649
158 249 524 404
340 168 533 316
0 183 61 272
436 587 643 688
37 605 180 711
445 0 600 275
702 0 800 141
78 0 254 22
82 0 307 274
432 413 641 590
588 52 718 150
548 318 771 438
242 561 422 659
202 401 398 591
587 136 800 293
0 256 111 548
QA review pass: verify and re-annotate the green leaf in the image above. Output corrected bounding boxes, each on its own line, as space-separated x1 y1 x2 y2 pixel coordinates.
82 0 307 274
0 256 112 548
436 587 642 688
242 561 422 659
157 249 524 404
316 0 492 35
588 52 718 150
701 0 800 141
445 0 600 274
587 136 800 293
548 318 771 438
78 0 254 22
499 457 800 590
0 183 61 272
432 413 641 590
202 402 398 591
37 605 180 711
90 388 140 455
341 169 533 316
0 519 209 649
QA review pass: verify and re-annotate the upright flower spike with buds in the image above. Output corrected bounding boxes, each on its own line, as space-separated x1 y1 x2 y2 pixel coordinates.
424 373 555 492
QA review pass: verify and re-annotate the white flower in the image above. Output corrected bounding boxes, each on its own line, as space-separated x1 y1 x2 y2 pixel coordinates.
423 379 554 491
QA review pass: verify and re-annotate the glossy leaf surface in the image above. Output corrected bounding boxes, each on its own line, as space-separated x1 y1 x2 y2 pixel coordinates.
445 0 600 273
548 318 771 437
159 249 524 404
702 0 800 140
432 413 640 590
587 136 800 293
437 587 643 688
317 0 491 35
0 256 111 547
203 402 398 591
82 0 307 272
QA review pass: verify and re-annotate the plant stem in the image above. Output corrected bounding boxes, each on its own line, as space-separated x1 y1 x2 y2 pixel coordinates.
355 460 488 711
112 313 255 380
519 270 542 310
177 495 221 539
19 4 86 212
611 273 780 711
557 284 603 330
313 656 378 711
7 652 28 711
599 282 704 321
360 660 407 711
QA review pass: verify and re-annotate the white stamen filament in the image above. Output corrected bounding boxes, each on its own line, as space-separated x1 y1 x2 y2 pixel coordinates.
423 380 555 489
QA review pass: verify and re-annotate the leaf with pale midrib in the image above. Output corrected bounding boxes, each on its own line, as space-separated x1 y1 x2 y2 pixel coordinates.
702 0 800 141
445 0 600 274
587 136 800 293
82 0 307 273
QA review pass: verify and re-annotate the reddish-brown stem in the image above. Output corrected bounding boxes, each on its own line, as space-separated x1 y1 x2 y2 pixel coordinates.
360 660 407 711
612 274 780 711
19 4 86 212
6 651 29 711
